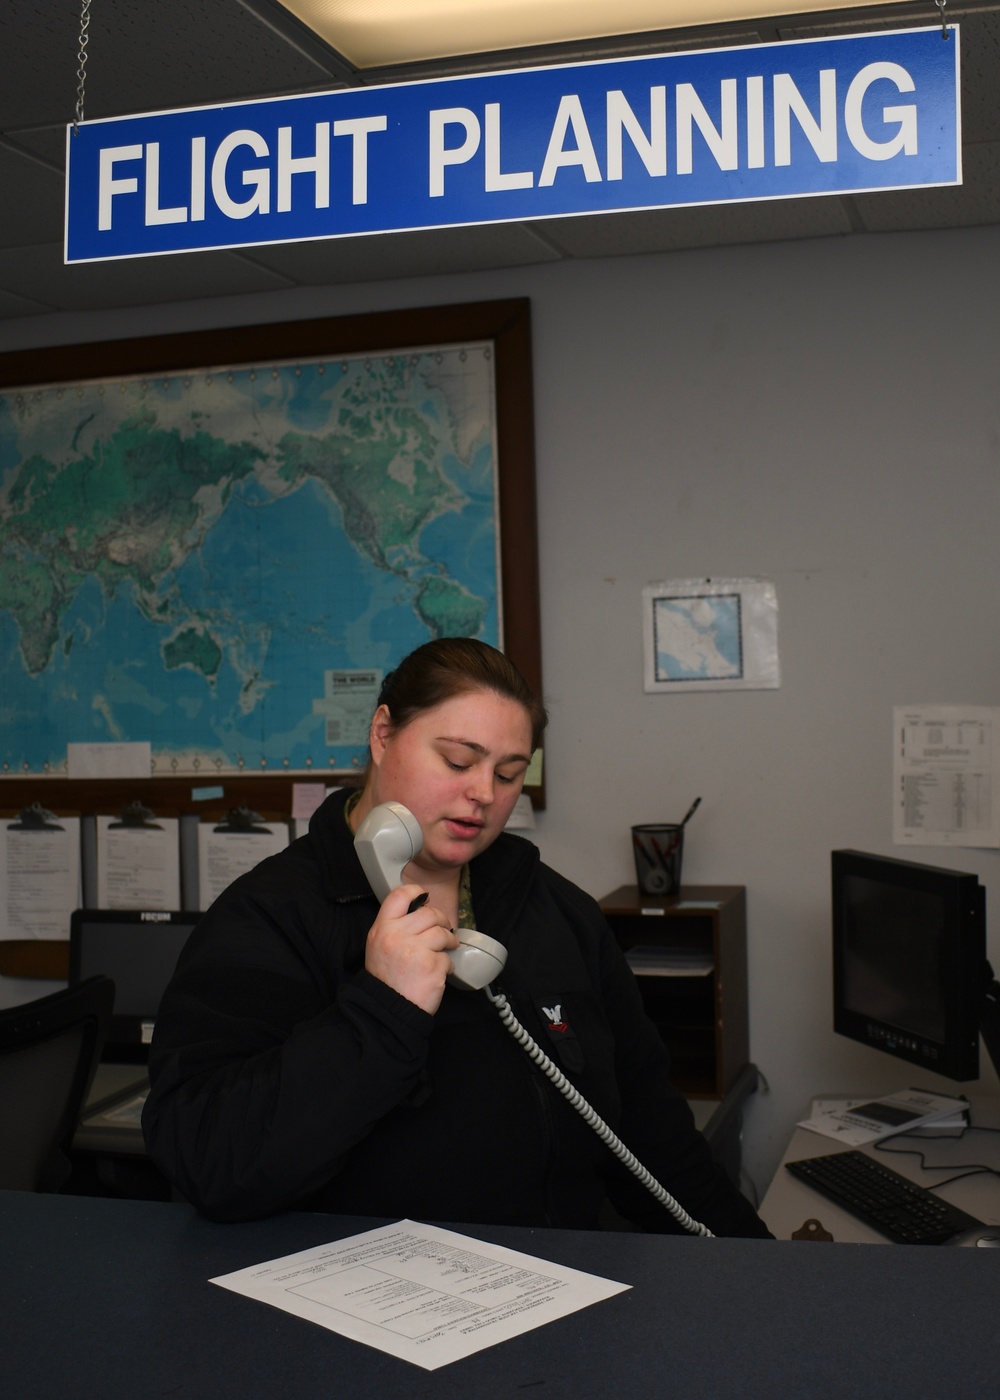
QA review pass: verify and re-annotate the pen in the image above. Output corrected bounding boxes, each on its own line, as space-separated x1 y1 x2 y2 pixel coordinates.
679 797 702 827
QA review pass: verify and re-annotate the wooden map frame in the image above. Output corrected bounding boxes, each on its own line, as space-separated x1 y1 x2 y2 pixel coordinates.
0 298 542 979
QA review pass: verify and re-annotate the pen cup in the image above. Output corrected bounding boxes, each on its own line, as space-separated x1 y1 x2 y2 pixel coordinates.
631 824 684 897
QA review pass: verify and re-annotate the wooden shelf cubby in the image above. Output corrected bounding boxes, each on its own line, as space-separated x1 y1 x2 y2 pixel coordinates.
599 884 749 1099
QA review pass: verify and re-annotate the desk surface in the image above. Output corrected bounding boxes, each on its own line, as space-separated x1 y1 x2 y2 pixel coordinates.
760 1095 1000 1244
4 1190 1000 1400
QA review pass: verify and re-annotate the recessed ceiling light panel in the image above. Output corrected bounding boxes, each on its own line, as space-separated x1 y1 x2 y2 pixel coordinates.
277 0 914 69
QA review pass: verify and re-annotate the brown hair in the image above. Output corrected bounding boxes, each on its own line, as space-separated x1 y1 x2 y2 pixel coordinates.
375 638 547 749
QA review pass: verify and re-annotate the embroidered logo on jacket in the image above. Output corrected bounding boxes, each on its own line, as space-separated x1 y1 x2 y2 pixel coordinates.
542 1003 568 1032
533 997 585 1073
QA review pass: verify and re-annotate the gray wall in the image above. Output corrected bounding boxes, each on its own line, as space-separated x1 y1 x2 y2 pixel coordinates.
3 222 999 1197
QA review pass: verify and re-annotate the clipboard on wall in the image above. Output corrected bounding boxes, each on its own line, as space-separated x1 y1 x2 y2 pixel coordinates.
196 805 289 911
95 800 181 909
0 803 82 979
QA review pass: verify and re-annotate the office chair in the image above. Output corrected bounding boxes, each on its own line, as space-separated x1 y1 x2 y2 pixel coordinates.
0 976 115 1192
701 1062 761 1192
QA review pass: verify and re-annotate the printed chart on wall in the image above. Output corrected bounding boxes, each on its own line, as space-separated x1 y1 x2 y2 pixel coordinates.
893 705 1000 847
0 344 500 776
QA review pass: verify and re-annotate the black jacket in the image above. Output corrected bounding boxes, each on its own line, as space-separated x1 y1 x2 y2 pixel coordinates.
142 790 770 1237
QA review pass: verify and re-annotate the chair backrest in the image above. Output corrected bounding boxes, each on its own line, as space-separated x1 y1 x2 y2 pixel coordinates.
0 976 115 1192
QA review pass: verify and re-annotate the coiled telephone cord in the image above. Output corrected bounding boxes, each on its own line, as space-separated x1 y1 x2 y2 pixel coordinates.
484 986 713 1237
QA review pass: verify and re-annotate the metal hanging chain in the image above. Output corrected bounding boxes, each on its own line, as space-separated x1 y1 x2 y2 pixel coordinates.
935 0 951 41
73 0 92 135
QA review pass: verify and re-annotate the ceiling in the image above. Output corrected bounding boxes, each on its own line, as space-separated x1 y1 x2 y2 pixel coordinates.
1 0 998 323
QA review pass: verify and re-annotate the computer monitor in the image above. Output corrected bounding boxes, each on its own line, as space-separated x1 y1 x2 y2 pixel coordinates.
68 909 198 1064
832 850 995 1083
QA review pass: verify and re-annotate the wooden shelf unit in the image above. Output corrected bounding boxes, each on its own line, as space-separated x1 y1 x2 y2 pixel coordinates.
599 884 749 1099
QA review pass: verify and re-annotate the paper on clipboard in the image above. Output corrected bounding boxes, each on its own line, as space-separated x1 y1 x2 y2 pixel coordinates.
96 807 180 909
197 808 289 910
0 806 81 940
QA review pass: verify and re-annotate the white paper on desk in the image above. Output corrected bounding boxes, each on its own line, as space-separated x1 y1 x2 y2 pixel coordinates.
197 821 289 909
95 815 180 909
798 1088 969 1146
0 814 81 940
806 1097 968 1135
893 706 1000 847
210 1219 630 1371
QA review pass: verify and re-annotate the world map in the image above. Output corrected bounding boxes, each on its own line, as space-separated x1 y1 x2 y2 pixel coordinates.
0 343 500 776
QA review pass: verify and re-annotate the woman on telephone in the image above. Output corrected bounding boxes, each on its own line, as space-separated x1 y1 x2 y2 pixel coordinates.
143 637 771 1239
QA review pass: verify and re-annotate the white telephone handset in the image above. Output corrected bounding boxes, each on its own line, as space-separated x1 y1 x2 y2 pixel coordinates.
354 801 507 992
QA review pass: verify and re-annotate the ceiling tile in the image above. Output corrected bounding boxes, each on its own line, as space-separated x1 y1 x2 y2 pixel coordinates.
0 243 296 315
952 11 1000 143
0 0 347 135
532 194 853 257
0 146 64 249
853 142 1000 231
1 129 67 173
242 222 562 284
0 286 52 320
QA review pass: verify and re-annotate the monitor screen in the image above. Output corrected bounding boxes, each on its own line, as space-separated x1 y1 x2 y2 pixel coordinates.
69 909 197 1063
832 851 986 1082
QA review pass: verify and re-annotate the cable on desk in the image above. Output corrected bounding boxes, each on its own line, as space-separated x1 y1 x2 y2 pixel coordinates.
874 1131 1000 1193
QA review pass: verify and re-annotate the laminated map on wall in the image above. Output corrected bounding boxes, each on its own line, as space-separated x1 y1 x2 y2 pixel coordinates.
0 343 501 776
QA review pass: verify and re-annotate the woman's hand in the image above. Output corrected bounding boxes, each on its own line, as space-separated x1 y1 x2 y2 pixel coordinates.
364 884 460 1014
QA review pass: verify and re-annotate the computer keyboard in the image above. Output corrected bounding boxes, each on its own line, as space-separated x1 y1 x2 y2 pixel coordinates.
785 1149 984 1244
